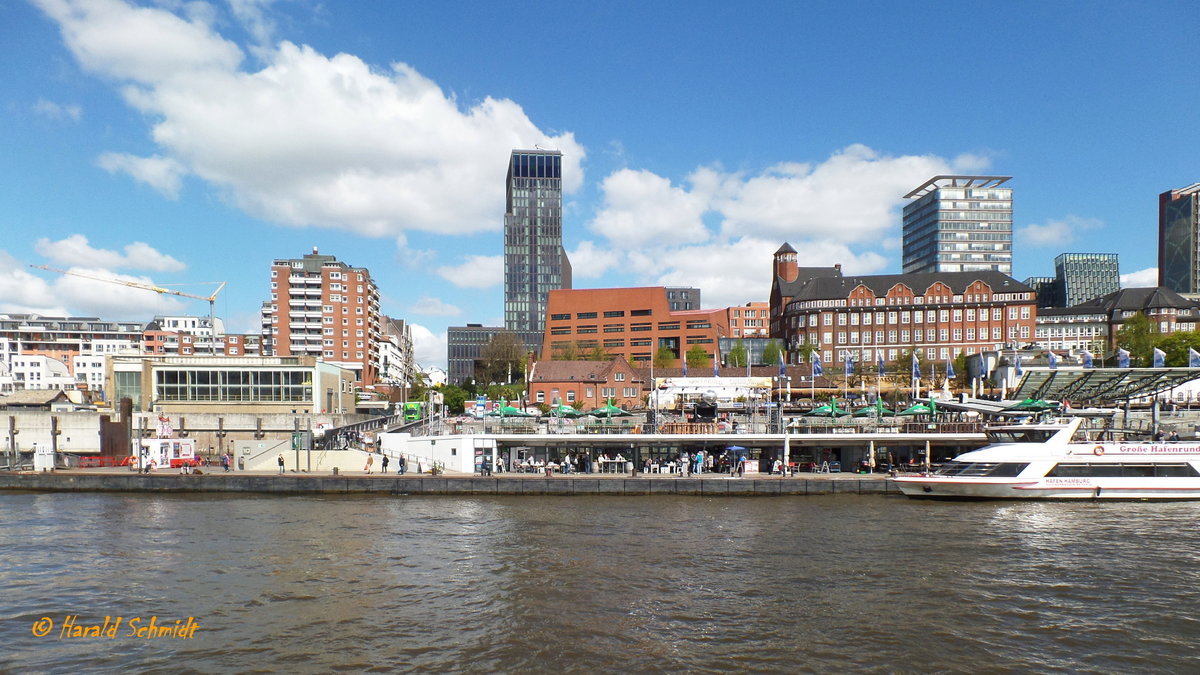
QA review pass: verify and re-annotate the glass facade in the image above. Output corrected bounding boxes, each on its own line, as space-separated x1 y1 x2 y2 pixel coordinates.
903 177 1013 275
504 150 569 336
1055 253 1119 307
155 368 312 403
1159 186 1200 294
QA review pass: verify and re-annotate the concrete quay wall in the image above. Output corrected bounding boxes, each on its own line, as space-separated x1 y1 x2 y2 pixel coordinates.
0 472 902 497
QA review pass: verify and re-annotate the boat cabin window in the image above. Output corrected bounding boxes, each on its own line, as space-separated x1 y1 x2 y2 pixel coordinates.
1045 463 1200 478
935 462 1030 477
985 429 1056 444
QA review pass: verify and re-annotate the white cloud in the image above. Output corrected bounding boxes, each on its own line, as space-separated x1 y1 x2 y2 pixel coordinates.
0 251 64 314
409 296 461 317
435 255 502 289
712 144 972 242
34 234 186 272
1016 215 1103 248
5 247 188 318
577 144 971 309
35 0 585 238
97 152 185 198
46 268 188 317
409 323 446 369
33 98 82 122
1120 267 1158 288
567 240 621 279
227 0 279 47
589 169 710 247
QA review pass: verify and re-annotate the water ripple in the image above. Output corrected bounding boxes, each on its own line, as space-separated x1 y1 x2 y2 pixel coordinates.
3 493 1200 672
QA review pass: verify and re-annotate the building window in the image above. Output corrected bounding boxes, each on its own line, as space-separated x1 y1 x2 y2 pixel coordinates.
536 392 545 403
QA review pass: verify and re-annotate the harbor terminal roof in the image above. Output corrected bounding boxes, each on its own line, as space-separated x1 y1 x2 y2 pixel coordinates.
1010 368 1200 404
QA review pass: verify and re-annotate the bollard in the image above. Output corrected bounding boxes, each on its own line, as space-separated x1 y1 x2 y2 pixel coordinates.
333 466 339 475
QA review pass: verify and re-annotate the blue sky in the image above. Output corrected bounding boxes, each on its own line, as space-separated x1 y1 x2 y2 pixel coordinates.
2 0 1197 368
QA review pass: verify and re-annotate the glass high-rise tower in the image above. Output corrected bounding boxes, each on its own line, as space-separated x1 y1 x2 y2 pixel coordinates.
504 149 571 344
1159 183 1200 294
902 175 1013 275
1056 253 1119 307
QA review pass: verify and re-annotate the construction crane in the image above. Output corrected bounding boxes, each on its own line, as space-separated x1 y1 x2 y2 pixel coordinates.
31 265 227 355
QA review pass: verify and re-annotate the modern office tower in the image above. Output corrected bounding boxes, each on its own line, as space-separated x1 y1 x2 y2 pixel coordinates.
1023 276 1060 308
504 150 572 353
260 247 381 385
1055 253 1119 307
446 324 503 385
903 175 1013 275
1159 184 1200 293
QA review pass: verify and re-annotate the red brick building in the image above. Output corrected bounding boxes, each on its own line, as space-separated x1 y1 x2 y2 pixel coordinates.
527 357 644 409
260 248 382 385
542 287 730 367
769 242 1037 366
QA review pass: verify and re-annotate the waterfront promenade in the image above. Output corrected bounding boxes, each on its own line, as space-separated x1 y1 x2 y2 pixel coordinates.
0 467 900 496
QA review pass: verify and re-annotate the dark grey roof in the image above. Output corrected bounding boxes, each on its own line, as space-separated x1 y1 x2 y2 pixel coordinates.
1070 287 1199 313
774 242 797 255
774 266 843 299
789 270 1031 301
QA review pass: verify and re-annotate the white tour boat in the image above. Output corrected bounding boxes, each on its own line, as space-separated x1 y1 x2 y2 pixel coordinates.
894 417 1200 500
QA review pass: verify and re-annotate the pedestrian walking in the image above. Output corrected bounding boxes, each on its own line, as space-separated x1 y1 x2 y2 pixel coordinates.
365 453 374 474
222 453 230 472
398 455 406 474
277 453 285 474
382 454 390 473
737 455 746 477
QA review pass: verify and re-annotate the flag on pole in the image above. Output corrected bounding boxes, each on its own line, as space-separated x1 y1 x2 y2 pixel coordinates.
1153 347 1166 368
682 353 688 376
877 352 885 377
1048 351 1058 370
811 352 823 377
779 354 786 378
1117 348 1131 368
1082 349 1094 368
1015 354 1023 376
1189 347 1200 368
945 359 956 380
911 351 920 380
713 348 720 378
844 353 853 378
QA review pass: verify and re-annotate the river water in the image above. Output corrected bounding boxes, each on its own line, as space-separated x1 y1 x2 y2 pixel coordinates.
2 492 1199 673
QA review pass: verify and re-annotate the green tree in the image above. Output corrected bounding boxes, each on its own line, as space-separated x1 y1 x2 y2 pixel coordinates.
1152 331 1200 366
653 346 675 369
796 343 817 363
409 370 429 403
484 383 525 405
439 384 470 414
952 352 969 386
762 340 782 366
1116 312 1155 366
480 331 526 383
553 340 581 360
586 345 611 361
728 340 749 368
685 344 710 368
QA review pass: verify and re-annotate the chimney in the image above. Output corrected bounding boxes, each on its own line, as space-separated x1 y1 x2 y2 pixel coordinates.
312 246 319 254
834 264 842 273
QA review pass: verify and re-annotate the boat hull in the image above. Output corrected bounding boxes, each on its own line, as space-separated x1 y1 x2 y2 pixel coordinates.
894 476 1200 500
